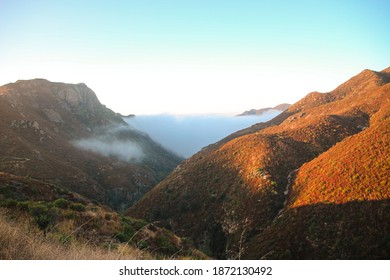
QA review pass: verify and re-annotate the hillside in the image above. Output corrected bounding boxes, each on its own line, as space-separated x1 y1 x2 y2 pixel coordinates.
243 105 390 259
0 79 206 259
128 67 390 259
0 79 182 210
0 172 207 259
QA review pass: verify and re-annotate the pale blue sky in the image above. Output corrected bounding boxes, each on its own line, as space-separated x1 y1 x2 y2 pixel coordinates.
1 0 389 114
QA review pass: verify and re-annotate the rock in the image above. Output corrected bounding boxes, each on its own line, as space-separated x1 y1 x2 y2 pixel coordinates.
31 121 40 130
9 120 17 128
43 108 64 123
357 125 367 131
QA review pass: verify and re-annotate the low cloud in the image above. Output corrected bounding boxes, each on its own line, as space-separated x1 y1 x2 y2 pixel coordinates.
125 111 280 157
73 133 144 162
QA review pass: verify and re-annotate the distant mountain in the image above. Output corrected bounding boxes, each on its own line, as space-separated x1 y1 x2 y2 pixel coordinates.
0 79 182 211
128 67 390 259
238 103 290 116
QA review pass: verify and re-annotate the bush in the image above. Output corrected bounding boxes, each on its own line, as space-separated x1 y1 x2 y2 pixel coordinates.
156 234 178 254
16 201 32 211
138 240 149 250
28 203 58 232
116 225 136 243
53 198 70 209
132 218 147 230
0 198 17 208
116 216 148 243
64 211 76 219
70 203 86 212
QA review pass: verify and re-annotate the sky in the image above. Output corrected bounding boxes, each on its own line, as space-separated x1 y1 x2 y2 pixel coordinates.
1 0 389 115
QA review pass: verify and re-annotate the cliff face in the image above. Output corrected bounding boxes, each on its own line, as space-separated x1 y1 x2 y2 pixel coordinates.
0 79 182 210
128 67 390 259
1 79 123 131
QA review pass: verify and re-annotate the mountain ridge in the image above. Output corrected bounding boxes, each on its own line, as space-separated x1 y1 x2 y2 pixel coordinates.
128 66 390 259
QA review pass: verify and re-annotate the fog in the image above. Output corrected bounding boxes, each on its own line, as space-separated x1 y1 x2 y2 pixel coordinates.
73 129 144 162
124 111 281 157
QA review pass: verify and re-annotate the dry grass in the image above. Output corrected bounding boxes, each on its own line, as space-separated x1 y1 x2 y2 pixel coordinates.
0 209 151 260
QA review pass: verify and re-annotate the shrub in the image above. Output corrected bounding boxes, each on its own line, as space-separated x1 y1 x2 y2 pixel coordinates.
70 203 86 212
0 198 17 208
156 234 178 254
16 201 32 211
64 211 76 219
53 198 70 209
138 240 149 250
132 218 147 230
116 225 136 243
28 203 58 232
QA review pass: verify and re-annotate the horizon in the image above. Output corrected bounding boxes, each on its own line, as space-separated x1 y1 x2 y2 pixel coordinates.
1 0 389 115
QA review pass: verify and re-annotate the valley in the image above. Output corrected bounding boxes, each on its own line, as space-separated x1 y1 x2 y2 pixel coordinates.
1 67 389 259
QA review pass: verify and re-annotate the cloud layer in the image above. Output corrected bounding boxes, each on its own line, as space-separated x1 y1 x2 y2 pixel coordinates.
125 112 280 157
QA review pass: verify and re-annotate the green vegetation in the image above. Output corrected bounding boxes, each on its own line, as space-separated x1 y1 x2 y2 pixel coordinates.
0 173 205 260
53 198 70 209
0 209 149 260
69 202 86 212
28 203 58 232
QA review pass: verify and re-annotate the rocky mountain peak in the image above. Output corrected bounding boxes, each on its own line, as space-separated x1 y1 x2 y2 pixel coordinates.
11 79 102 110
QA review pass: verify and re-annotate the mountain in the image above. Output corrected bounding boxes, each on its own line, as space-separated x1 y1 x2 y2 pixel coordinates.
0 79 209 259
0 79 182 210
128 67 390 259
238 103 291 116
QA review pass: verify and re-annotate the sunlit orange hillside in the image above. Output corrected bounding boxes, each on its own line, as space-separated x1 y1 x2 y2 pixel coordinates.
129 66 390 259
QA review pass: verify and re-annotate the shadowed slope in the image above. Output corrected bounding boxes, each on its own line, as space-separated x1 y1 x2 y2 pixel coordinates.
243 199 390 259
0 79 182 210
